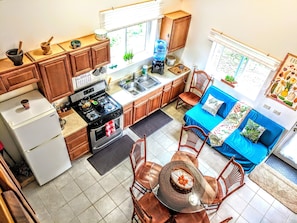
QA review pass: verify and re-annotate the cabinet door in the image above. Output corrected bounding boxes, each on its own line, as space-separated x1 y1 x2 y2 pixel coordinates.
133 97 148 123
169 16 191 52
0 78 7 94
170 75 188 102
123 103 133 128
160 11 191 52
69 48 93 77
1 64 39 92
38 55 74 102
91 40 110 69
161 83 172 107
147 88 162 115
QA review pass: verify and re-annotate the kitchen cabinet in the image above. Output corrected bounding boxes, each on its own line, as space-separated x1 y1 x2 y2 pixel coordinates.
65 127 89 161
123 102 133 128
160 10 191 52
0 55 39 94
161 82 172 107
133 87 163 123
59 35 110 76
170 74 188 102
38 55 73 102
27 44 74 102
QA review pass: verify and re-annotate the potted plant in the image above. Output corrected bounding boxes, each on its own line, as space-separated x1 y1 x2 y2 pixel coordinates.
123 51 134 63
221 75 237 87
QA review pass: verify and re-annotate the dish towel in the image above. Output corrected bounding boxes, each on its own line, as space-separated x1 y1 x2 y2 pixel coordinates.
209 101 251 147
105 120 115 137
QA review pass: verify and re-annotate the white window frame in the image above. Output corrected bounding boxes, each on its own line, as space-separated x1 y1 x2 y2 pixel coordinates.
205 29 280 101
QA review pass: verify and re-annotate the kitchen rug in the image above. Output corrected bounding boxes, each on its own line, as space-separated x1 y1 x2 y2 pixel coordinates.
249 162 297 213
87 135 134 175
129 110 173 138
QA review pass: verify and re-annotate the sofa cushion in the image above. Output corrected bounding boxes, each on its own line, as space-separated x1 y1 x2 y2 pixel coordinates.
241 119 266 143
202 94 224 116
200 86 237 119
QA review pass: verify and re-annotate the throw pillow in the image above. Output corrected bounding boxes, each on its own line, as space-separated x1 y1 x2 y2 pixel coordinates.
202 94 224 116
241 119 266 143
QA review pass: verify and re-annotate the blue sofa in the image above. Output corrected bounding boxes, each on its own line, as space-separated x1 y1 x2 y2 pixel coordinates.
184 85 285 173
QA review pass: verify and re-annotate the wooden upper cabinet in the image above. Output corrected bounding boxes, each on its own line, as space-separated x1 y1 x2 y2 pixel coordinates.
91 40 110 69
160 10 191 52
38 55 74 102
0 55 39 94
69 48 93 77
59 35 110 76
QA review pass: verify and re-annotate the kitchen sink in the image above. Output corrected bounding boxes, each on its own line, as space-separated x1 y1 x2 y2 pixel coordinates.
119 75 161 95
121 81 146 96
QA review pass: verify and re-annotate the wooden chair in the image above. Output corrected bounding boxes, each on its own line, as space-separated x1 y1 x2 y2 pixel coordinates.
202 157 245 211
129 135 162 194
220 217 233 223
171 125 209 168
176 69 212 109
173 209 210 223
130 187 171 223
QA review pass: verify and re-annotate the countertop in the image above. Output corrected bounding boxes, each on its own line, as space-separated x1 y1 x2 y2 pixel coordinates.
107 64 191 106
60 109 88 138
60 64 191 136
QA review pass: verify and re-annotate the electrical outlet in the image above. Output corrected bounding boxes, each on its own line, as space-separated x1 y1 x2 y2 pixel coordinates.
263 104 271 110
273 110 281 115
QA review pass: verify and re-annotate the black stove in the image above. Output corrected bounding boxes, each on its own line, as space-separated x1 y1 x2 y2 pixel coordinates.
69 80 123 127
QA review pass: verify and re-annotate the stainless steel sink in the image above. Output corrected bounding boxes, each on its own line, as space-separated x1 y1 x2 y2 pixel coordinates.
137 75 161 89
119 74 161 95
122 81 146 96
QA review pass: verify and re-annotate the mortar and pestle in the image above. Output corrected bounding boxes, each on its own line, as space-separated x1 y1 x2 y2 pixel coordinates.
6 41 24 66
40 36 53 55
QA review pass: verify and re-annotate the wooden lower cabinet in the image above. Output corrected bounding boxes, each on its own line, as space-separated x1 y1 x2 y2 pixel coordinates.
170 74 188 102
0 79 7 94
64 127 89 161
161 82 172 107
133 87 163 123
123 102 133 128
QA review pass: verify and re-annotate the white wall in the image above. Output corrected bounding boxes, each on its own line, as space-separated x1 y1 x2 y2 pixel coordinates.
180 0 297 130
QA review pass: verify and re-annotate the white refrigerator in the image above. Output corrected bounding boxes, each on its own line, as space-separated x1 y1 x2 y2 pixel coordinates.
0 90 71 186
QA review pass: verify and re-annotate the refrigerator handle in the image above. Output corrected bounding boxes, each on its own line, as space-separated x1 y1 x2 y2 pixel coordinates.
28 134 61 152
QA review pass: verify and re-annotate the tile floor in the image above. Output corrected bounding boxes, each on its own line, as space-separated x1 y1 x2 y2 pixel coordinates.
23 102 297 223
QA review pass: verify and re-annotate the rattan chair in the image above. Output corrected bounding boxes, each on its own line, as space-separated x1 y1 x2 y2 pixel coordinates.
202 157 245 211
176 69 212 109
129 135 162 194
171 125 209 168
130 187 171 223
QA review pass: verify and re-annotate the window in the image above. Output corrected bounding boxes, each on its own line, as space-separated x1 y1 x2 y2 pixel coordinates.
205 29 280 100
99 1 161 70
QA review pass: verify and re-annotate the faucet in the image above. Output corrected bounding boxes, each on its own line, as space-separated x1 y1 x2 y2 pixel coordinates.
132 72 136 82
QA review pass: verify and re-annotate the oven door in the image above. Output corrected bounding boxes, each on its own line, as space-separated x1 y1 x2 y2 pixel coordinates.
89 116 123 153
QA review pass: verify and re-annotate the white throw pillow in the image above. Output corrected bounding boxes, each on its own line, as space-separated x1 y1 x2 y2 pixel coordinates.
202 94 224 116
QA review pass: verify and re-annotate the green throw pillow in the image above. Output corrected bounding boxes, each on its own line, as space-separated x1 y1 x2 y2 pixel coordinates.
202 94 224 116
241 119 266 143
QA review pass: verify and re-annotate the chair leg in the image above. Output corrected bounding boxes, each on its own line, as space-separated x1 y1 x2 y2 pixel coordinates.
176 98 182 109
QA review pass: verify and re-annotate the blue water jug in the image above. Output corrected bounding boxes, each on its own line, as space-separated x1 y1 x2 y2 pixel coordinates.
153 39 167 61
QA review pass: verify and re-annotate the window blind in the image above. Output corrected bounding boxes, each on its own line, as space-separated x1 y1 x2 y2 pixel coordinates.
208 29 280 70
99 0 162 32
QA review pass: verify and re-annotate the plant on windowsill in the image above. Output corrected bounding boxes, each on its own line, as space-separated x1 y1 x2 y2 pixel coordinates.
221 75 237 88
123 51 134 64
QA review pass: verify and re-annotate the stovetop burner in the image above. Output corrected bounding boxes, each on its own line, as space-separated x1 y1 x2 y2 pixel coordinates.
69 80 123 125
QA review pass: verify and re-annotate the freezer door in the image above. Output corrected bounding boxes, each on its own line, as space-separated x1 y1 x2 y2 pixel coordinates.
23 134 71 186
12 111 62 152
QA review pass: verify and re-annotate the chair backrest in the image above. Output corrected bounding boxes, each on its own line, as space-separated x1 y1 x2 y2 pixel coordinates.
178 125 209 158
129 135 147 180
217 157 245 200
189 69 212 98
129 187 152 223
